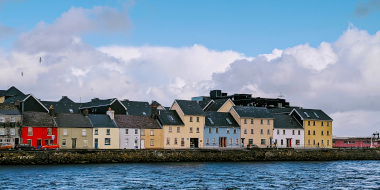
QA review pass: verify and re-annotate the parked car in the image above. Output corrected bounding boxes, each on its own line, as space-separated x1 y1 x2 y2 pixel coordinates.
247 144 259 149
15 144 35 151
41 144 59 150
0 143 12 150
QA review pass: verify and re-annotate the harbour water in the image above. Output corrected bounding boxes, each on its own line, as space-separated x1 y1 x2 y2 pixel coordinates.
1 161 380 189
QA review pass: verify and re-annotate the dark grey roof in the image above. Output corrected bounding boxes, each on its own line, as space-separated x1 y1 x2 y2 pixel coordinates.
204 112 239 127
80 98 115 108
151 101 163 108
268 108 294 115
205 99 229 111
0 90 6 96
115 115 161 129
55 113 92 128
88 114 117 128
293 108 332 121
157 110 184 126
41 101 82 113
1 86 25 97
175 100 205 116
232 106 274 118
58 96 75 103
0 104 21 115
273 115 303 129
198 99 212 109
3 94 28 104
23 111 54 127
164 107 170 110
121 100 151 116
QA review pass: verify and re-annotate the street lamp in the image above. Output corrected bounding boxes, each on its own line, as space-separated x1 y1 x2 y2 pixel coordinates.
371 131 379 148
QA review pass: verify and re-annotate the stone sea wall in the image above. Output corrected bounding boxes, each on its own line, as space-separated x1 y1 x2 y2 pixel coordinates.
1 149 380 165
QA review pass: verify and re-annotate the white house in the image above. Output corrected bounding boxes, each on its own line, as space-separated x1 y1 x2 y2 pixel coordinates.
114 115 141 149
273 114 304 148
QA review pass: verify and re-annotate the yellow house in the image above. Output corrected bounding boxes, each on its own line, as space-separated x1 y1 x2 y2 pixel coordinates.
89 113 119 149
290 108 333 148
157 110 186 149
229 106 274 148
170 100 205 148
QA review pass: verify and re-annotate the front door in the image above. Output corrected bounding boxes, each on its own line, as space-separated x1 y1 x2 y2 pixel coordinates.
141 139 145 149
37 139 42 149
286 139 292 148
241 139 245 147
15 138 19 146
190 138 199 148
72 138 76 148
95 138 98 149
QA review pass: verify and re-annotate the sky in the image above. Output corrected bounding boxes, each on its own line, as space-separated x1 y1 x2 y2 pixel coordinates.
0 0 379 136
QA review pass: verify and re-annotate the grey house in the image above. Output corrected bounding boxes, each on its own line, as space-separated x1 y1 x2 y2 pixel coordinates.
0 104 23 147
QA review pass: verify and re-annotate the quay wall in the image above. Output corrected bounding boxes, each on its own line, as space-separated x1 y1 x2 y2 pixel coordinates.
1 149 380 165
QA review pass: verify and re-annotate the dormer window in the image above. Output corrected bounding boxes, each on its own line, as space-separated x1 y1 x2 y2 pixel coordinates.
226 118 232 125
169 116 174 121
208 118 214 124
69 109 73 113
142 112 146 115
0 117 4 122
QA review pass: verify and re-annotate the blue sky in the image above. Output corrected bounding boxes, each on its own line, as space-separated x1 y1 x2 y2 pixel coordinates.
1 0 379 56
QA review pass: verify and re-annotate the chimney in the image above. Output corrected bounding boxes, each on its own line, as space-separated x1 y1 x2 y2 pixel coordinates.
151 104 158 119
106 107 115 120
49 105 56 117
14 100 20 108
83 109 89 117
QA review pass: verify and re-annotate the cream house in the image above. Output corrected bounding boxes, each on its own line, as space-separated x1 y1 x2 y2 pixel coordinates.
158 110 186 149
89 110 119 149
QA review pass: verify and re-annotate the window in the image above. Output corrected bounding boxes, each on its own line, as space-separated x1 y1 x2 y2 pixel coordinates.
281 139 283 145
208 118 214 124
142 112 146 115
216 128 219 133
169 116 174 121
327 131 330 136
267 129 270 135
308 140 310 145
236 139 239 145
261 139 266 145
83 140 88 147
292 130 295 135
226 118 232 124
244 119 247 124
261 119 263 124
135 129 138 134
321 131 324 136
125 138 129 146
308 121 311 126
150 139 154 146
209 128 212 133
321 122 324 126
166 138 170 145
190 127 193 133
125 129 128 135
10 128 15 136
277 130 279 135
313 121 316 126
327 122 330 126
134 139 138 146
283 130 286 135
62 139 66 146
313 140 316 145
227 128 230 134
233 128 237 134
229 138 232 145
150 130 154 135
213 138 216 145
63 129 68 136
321 140 324 145
308 130 310 135
106 129 110 135
261 129 263 134
251 119 254 124
190 117 193 122
304 112 310 117
26 127 32 136
244 129 247 134
206 138 210 145
141 130 145 136
251 129 254 134
10 117 15 122
327 140 330 145
0 117 4 122
47 128 52 136
82 129 86 136
196 117 199 122
69 109 73 113
181 138 185 146
267 120 270 125
298 130 301 135
196 128 200 133
296 140 300 145
275 139 278 145
177 127 180 133
169 127 172 133
344 141 348 144
105 138 111 145
175 138 178 145
249 139 253 145
313 130 316 135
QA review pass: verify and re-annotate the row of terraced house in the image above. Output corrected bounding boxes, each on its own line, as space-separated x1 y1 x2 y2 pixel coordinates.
0 87 333 149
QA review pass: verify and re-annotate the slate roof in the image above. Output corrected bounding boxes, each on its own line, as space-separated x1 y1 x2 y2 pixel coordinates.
205 99 230 111
80 98 115 108
55 113 92 128
198 99 212 109
23 111 54 127
293 108 333 121
121 100 151 116
175 100 205 116
3 94 28 104
273 115 303 129
0 104 21 115
0 90 6 96
232 106 274 118
1 86 25 97
157 110 184 126
88 114 117 128
151 101 163 108
268 108 295 115
41 101 82 113
58 96 75 103
114 115 161 129
204 112 239 127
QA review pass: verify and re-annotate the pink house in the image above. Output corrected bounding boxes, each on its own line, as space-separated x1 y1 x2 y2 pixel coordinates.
333 137 380 148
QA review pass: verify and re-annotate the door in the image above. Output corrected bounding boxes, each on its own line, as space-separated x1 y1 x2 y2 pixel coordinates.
72 138 76 148
190 138 199 148
141 139 145 149
15 138 19 146
37 139 42 149
241 139 244 147
95 138 98 149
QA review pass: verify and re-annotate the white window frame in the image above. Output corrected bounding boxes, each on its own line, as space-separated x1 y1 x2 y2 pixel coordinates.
82 129 87 137
0 128 5 135
177 127 180 133
150 130 154 136
47 128 52 136
125 129 128 135
63 129 68 136
10 117 15 122
125 138 129 146
169 127 172 133
83 140 88 147
10 128 15 136
141 130 145 136
166 138 170 145
62 139 67 146
150 139 154 146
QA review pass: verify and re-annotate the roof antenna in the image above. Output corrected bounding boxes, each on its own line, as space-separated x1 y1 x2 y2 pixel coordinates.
278 92 284 98
39 57 42 63
21 72 23 77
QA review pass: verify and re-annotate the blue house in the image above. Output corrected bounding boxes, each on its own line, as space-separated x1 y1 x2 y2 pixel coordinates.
204 112 240 148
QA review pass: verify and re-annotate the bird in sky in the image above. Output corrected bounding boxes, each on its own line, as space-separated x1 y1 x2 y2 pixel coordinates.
39 57 42 63
91 88 93 90
21 72 23 77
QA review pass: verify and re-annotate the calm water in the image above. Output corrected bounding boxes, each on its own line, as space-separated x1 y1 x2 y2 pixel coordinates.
1 161 380 189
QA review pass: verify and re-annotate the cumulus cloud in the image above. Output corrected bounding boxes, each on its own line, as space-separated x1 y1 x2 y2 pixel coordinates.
354 0 380 16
